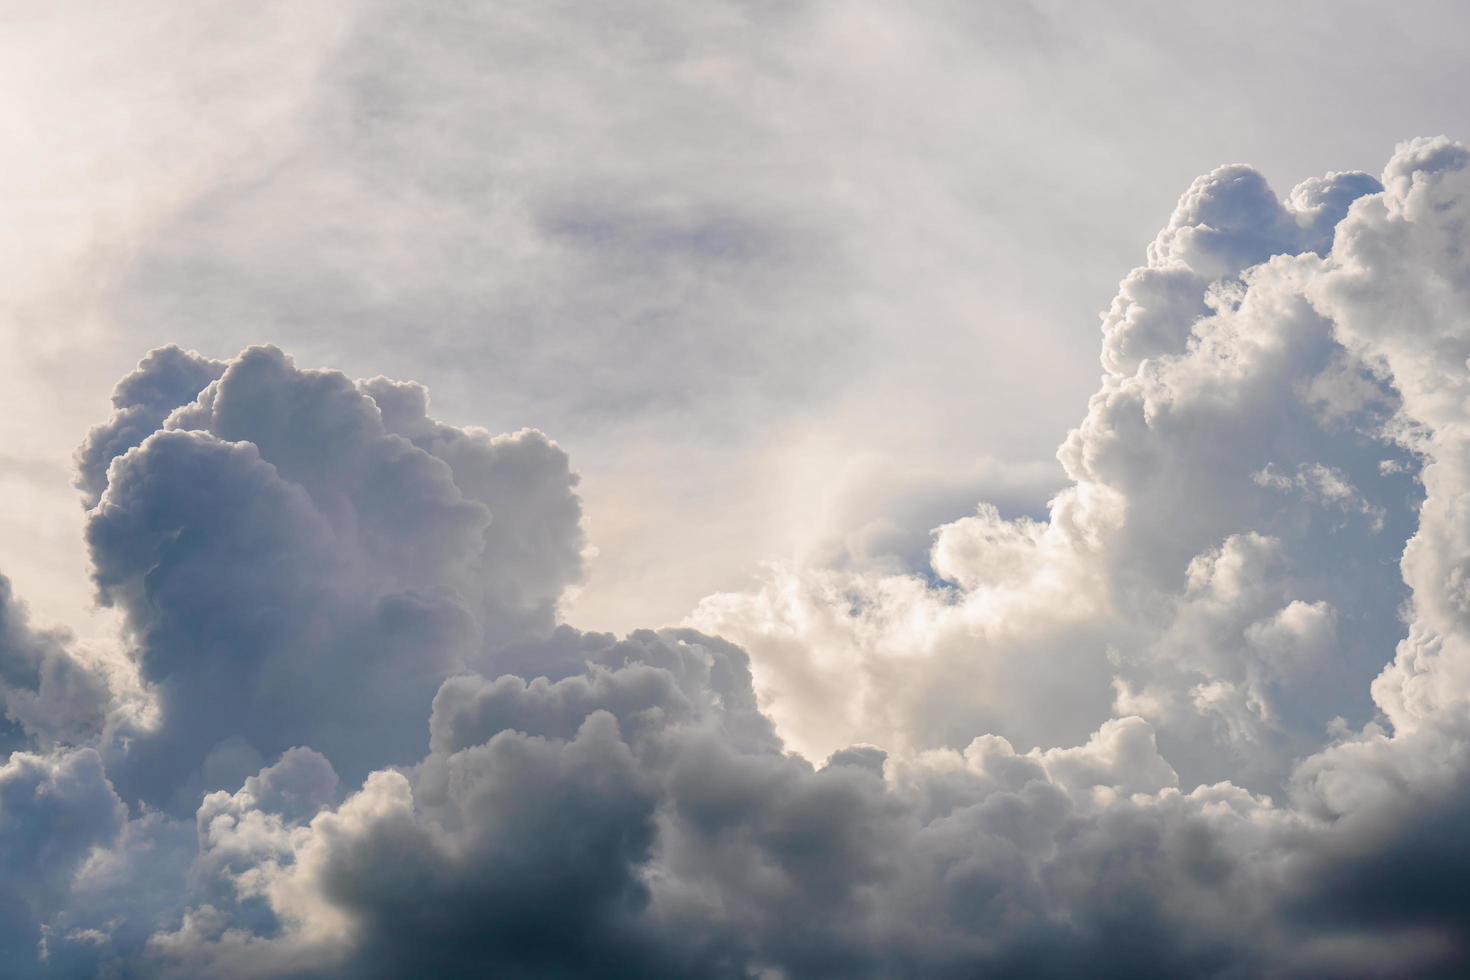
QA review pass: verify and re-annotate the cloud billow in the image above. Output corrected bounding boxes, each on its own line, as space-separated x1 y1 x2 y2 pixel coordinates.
81 345 585 809
6 139 1470 977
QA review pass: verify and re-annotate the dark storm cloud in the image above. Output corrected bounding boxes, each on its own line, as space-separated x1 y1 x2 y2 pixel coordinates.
142 631 1470 979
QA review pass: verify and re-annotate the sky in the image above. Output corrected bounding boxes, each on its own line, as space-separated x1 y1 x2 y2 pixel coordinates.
6 2 1470 977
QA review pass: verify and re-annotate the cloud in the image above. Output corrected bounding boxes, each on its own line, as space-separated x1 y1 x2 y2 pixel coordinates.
692 159 1415 789
0 748 125 971
14 0 1470 662
11 138 1470 977
0 577 109 753
83 345 584 809
130 640 1470 979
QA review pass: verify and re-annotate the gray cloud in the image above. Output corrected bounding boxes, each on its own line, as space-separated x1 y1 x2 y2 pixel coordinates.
132 635 1470 979
0 578 108 754
0 748 125 974
84 345 583 809
10 139 1470 979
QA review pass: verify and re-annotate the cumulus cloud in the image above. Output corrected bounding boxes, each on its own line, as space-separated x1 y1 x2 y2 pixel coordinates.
9 139 1470 978
693 157 1416 788
0 748 125 970
82 345 584 808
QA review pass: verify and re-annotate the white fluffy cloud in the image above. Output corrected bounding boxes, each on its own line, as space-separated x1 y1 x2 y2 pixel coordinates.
692 158 1417 790
7 139 1470 977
